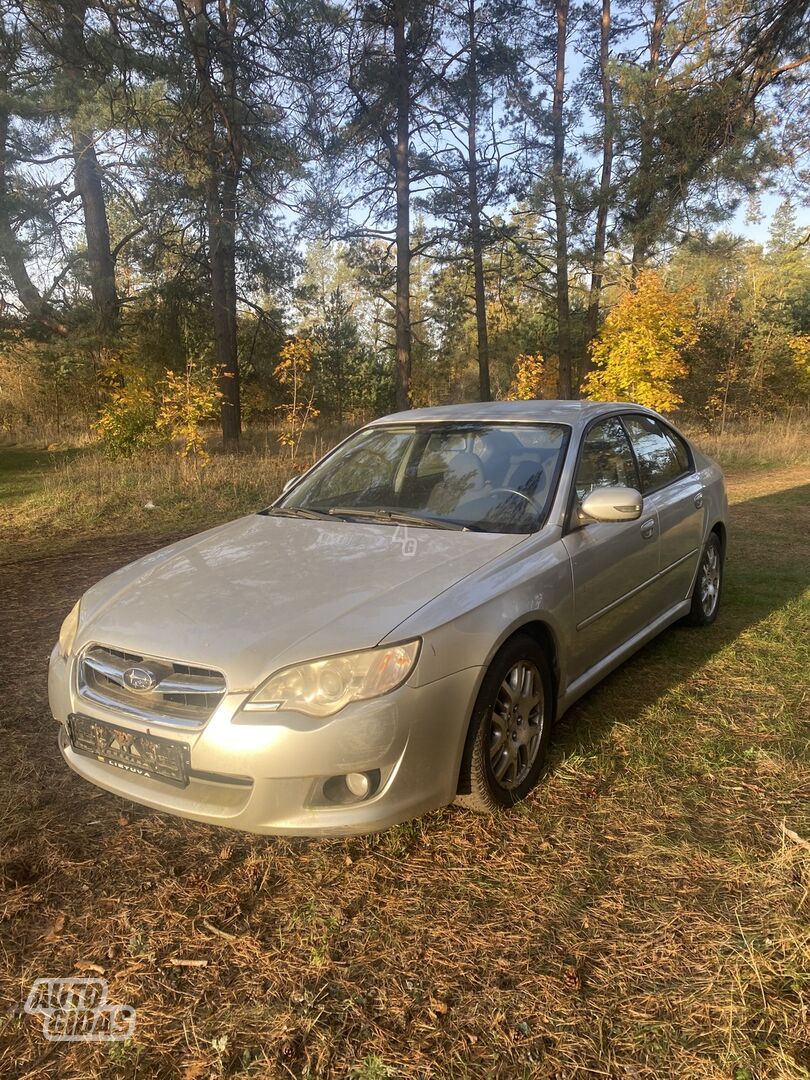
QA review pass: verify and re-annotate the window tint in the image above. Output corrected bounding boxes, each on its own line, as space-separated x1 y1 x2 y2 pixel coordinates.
575 418 639 502
622 415 690 491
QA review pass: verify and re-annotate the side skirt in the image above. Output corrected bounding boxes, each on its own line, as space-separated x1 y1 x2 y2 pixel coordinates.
558 599 692 717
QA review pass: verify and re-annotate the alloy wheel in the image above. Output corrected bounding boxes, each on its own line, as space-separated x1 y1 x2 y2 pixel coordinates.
700 543 721 617
489 660 545 791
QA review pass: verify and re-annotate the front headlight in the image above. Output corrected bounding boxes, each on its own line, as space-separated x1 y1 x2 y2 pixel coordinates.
244 640 421 718
57 600 81 659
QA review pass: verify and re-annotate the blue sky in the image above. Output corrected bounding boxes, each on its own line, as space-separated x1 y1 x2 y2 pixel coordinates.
731 190 810 245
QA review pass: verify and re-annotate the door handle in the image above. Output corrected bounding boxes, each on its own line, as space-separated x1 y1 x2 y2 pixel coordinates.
694 491 704 508
640 518 656 539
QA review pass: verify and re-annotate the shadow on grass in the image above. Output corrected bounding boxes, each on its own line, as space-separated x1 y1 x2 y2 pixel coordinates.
0 445 84 502
546 480 810 767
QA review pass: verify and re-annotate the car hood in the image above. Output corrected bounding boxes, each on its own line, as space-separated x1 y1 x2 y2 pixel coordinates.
75 514 525 690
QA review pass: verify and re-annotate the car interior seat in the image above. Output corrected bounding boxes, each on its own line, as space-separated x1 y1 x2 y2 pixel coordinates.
477 430 523 488
427 451 487 513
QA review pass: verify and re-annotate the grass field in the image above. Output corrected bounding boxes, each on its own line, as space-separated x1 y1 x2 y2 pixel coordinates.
0 446 808 1078
0 442 292 562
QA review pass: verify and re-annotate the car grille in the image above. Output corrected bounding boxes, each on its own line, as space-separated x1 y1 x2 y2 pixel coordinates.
77 645 226 728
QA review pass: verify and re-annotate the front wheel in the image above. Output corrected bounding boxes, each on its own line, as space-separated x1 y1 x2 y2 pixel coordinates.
684 532 723 626
455 634 553 813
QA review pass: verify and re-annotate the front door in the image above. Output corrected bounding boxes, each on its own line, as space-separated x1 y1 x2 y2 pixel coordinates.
562 417 660 681
621 414 705 608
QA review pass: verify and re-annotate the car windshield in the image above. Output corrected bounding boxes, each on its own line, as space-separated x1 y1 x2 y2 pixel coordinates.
274 422 569 534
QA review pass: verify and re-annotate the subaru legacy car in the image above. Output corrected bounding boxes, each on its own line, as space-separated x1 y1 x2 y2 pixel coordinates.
49 401 727 835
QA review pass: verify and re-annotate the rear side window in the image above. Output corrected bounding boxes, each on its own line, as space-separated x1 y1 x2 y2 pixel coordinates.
663 425 691 473
575 417 639 501
622 415 691 492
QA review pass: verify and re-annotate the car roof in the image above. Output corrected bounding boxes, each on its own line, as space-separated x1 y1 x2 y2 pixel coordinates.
368 400 651 429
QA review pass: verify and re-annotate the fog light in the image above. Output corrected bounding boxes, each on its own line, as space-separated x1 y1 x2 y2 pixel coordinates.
345 772 372 798
321 769 381 806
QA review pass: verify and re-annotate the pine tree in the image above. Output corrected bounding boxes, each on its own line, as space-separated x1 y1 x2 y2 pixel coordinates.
327 0 440 410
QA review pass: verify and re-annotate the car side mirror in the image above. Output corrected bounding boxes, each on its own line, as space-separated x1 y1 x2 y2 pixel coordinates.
282 476 300 494
578 486 643 524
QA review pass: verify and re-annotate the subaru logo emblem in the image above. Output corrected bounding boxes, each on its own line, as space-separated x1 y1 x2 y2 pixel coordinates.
122 666 158 693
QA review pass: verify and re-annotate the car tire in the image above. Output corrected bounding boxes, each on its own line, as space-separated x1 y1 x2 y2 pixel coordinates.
684 532 723 626
455 633 553 813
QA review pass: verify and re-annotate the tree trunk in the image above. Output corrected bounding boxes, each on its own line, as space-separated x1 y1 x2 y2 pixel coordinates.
186 0 241 447
208 177 240 447
552 0 573 398
583 0 613 372
217 0 241 446
466 0 491 402
0 108 68 335
630 0 664 277
72 130 118 333
393 0 412 412
62 2 118 335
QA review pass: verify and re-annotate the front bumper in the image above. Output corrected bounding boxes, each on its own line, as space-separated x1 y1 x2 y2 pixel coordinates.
49 647 482 836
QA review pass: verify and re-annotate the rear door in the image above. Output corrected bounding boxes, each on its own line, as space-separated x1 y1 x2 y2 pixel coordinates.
562 416 660 680
621 414 705 608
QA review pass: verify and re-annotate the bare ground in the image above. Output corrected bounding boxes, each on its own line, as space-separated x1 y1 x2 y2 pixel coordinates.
0 469 808 1080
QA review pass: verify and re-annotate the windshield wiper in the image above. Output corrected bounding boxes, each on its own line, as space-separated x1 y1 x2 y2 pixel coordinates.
327 507 475 531
261 506 332 521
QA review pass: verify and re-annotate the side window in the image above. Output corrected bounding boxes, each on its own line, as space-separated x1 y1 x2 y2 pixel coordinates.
622 415 689 492
575 418 639 502
663 425 691 474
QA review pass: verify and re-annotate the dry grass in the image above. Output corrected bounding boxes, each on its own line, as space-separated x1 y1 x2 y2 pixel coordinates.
0 460 808 1078
0 443 299 562
684 417 810 472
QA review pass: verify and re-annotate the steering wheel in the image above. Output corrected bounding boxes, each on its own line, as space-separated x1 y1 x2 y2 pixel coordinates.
471 487 541 523
488 487 537 508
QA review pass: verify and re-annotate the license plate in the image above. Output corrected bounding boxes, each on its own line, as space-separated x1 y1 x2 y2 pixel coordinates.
67 713 190 788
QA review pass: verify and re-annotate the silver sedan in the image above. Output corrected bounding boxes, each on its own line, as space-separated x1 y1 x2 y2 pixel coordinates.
49 401 727 834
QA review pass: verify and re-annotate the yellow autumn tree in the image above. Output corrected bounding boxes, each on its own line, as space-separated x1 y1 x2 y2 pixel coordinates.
95 358 158 457
506 353 559 400
275 337 320 459
789 335 810 398
583 272 698 412
156 359 222 470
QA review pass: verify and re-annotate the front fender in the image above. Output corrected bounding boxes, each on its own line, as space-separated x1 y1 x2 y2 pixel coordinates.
381 528 574 694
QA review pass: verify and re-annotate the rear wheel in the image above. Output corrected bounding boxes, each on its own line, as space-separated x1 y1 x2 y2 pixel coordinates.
456 634 553 813
684 532 723 626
